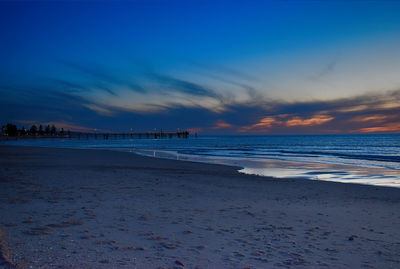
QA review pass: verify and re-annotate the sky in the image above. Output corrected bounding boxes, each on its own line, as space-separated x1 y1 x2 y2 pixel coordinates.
1 0 400 134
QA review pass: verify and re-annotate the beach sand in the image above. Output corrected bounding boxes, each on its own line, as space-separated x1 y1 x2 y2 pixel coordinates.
0 145 399 268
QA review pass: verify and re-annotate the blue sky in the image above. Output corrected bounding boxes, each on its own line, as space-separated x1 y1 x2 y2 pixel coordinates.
1 0 400 134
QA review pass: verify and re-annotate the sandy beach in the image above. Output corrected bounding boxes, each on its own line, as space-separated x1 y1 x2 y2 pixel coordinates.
0 145 399 268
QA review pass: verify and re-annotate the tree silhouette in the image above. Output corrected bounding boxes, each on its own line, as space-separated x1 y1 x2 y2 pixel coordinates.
39 125 44 135
20 126 27 136
5 124 18 136
29 125 37 135
60 128 64 136
51 125 56 136
45 125 50 135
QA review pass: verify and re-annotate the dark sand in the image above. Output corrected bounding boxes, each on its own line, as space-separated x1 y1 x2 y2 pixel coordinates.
0 146 399 268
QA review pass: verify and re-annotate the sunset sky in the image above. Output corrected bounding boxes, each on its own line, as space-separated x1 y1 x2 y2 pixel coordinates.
1 0 400 134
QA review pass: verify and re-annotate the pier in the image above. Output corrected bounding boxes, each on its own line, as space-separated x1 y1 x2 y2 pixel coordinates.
73 131 190 140
0 123 191 140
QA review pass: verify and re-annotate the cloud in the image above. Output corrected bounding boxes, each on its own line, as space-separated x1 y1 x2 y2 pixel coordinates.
349 115 393 123
49 78 118 96
190 62 259 82
285 114 334 127
52 61 236 114
84 104 116 116
309 60 337 80
0 84 92 111
61 61 119 82
0 83 120 129
334 90 400 112
356 122 400 133
3 58 400 134
212 120 233 129
220 89 400 134
238 114 334 133
238 116 280 132
60 61 146 93
149 73 220 99
337 105 369 113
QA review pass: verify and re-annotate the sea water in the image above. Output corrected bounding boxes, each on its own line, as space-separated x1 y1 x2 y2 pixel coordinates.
2 134 400 187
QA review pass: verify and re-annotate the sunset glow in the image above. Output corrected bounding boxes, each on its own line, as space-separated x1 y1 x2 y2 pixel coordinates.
1 1 400 134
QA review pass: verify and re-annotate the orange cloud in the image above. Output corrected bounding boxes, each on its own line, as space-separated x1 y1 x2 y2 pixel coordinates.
238 113 334 133
285 114 334 127
238 116 281 132
212 120 233 129
357 122 400 133
251 117 279 128
349 115 392 123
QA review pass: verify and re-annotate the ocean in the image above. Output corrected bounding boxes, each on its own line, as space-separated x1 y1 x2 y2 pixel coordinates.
2 134 400 187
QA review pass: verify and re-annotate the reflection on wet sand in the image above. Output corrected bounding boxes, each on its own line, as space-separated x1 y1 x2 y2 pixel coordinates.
137 149 400 188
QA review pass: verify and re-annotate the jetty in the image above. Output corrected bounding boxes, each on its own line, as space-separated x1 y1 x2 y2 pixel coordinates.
1 123 191 140
73 131 190 140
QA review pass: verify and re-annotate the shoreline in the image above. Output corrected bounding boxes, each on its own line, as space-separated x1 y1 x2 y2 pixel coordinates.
2 138 399 188
1 145 400 268
135 148 400 188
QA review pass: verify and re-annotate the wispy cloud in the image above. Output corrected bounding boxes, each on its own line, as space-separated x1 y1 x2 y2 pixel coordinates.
48 78 118 96
238 116 280 132
356 122 400 133
285 114 334 127
238 114 334 133
227 89 400 134
84 104 116 116
2 59 400 134
212 120 233 129
149 73 220 99
190 62 259 82
309 60 337 80
349 115 394 123
60 61 146 93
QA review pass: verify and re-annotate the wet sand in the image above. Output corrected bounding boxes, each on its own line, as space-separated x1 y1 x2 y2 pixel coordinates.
0 145 400 268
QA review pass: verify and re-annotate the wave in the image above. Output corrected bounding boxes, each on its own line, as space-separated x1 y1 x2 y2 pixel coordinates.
176 148 400 164
277 150 400 163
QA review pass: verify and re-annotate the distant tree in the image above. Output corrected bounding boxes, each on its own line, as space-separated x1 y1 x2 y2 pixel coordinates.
5 123 18 136
60 128 64 136
39 124 44 135
29 125 37 136
45 125 50 135
51 125 56 136
67 129 71 137
20 126 27 136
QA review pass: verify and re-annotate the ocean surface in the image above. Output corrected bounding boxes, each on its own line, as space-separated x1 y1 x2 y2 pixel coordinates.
2 134 400 187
